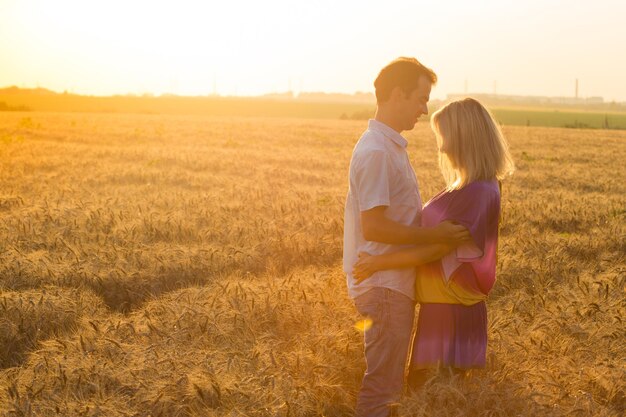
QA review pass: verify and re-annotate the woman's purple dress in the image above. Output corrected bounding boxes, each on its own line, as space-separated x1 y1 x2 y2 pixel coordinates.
411 180 500 369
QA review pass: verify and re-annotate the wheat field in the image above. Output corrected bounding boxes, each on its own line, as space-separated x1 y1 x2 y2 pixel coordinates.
0 112 624 416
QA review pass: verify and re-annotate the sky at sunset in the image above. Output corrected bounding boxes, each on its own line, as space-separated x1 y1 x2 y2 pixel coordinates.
1 0 625 101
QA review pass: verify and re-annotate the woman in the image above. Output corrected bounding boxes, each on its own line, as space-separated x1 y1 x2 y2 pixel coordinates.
353 97 514 383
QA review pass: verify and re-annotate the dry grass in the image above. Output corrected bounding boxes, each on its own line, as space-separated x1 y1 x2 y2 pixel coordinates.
0 112 624 416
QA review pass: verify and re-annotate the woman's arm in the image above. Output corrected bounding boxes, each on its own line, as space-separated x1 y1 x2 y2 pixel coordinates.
353 244 453 283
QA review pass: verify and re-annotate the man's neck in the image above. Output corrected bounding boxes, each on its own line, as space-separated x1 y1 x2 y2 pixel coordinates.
374 108 403 133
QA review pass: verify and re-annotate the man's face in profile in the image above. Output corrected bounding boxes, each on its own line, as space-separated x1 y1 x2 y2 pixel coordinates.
397 76 432 131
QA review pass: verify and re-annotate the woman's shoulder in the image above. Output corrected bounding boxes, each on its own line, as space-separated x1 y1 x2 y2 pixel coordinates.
428 180 499 207
459 180 500 198
443 180 500 211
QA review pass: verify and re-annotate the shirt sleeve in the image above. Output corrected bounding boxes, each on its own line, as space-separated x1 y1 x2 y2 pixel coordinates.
351 150 394 211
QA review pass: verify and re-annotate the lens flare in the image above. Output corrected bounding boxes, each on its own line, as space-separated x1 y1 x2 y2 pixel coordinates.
354 317 373 333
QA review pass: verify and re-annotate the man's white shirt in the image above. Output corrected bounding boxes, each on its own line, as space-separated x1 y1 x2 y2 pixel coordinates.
343 119 422 301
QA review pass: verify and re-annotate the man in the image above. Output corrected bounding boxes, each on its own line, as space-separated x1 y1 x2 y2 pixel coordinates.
343 57 469 417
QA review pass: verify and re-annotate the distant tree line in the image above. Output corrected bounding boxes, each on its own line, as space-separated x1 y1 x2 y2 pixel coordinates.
0 102 31 111
339 109 375 120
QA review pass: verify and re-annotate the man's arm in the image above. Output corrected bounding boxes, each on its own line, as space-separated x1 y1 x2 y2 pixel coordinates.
361 206 469 245
353 243 452 283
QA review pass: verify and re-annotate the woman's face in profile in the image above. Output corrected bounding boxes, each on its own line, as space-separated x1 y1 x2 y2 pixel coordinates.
438 132 450 155
438 132 459 168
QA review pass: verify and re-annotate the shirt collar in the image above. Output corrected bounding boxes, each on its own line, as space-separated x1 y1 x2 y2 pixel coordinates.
368 119 408 148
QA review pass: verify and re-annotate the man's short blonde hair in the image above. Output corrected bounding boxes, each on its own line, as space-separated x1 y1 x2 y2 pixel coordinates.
431 97 515 189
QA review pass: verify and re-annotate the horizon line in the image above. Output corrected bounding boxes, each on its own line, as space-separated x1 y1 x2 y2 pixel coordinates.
2 85 625 105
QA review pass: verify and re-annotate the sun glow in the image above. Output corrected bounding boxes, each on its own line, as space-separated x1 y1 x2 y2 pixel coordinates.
3 0 339 96
2 0 626 100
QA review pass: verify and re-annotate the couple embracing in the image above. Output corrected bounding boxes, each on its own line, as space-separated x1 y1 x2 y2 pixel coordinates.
343 57 514 416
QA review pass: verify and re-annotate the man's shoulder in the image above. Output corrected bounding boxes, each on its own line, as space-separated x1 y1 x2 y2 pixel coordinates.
354 129 388 154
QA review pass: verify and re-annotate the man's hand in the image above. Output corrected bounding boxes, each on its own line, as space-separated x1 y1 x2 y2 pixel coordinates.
352 252 379 284
433 220 471 246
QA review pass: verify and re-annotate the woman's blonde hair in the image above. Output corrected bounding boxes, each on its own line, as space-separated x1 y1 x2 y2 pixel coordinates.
430 97 515 190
